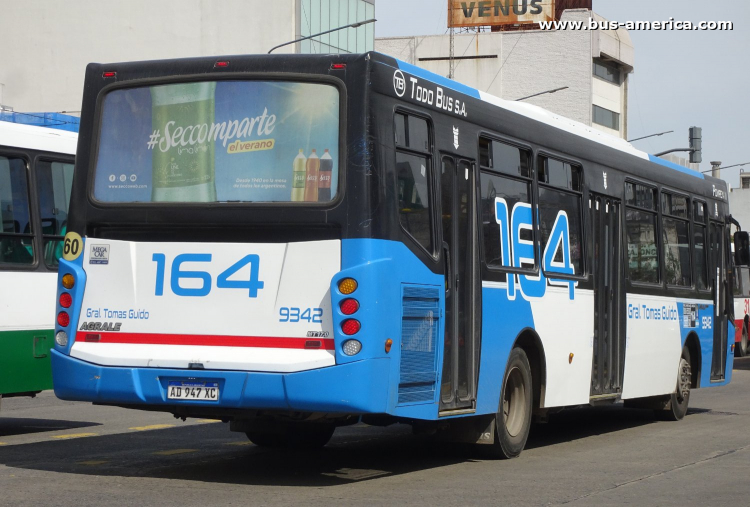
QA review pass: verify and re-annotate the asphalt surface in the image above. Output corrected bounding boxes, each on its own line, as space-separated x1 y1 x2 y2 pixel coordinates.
2 357 750 506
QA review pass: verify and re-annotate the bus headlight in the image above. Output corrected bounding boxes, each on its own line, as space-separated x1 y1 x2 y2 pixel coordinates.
55 331 68 347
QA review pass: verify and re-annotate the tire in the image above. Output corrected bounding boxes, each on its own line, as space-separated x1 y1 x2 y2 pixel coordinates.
655 347 691 421
246 424 335 449
246 430 286 448
736 323 748 357
491 347 533 459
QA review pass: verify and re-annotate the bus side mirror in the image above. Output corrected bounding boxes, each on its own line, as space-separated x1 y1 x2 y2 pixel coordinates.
734 231 750 266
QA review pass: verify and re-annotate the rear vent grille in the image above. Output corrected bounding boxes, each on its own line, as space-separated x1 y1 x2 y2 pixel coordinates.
398 285 440 405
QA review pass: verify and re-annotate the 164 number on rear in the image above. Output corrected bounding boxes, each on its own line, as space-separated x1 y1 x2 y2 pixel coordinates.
152 253 264 297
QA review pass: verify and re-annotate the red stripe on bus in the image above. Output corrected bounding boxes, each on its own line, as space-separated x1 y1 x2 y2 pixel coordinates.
75 332 335 350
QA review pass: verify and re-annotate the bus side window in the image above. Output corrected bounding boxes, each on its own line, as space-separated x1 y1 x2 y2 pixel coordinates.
395 114 434 255
661 192 691 287
694 201 709 291
478 137 534 271
625 182 659 284
36 159 74 268
0 155 34 265
537 157 584 276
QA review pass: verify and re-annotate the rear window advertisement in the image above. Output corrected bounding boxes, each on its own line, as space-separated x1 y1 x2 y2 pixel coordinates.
93 81 339 203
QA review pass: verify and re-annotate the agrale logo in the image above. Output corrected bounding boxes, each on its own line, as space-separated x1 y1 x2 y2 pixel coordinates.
393 70 406 97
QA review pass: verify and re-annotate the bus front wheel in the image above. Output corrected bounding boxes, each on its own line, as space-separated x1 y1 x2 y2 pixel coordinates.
656 347 691 421
492 347 533 459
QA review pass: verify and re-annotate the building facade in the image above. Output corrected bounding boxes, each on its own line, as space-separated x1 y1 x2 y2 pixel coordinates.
730 173 750 231
375 8 633 139
0 0 374 115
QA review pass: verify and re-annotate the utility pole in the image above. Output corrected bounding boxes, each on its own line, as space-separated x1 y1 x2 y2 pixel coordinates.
653 126 702 162
449 3 455 79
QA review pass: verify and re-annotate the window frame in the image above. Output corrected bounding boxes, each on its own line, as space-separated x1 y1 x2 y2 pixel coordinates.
693 198 711 293
477 133 539 276
660 189 692 288
592 104 621 131
593 58 621 85
393 107 438 259
87 73 348 209
35 157 75 269
624 179 661 286
0 150 37 270
536 153 587 281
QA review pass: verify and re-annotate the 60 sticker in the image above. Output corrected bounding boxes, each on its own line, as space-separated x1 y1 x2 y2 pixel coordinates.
62 232 83 261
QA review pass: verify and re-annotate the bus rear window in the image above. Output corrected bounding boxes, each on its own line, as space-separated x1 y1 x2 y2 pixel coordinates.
93 81 340 204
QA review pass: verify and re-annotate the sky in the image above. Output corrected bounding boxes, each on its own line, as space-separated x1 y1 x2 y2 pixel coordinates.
374 0 750 188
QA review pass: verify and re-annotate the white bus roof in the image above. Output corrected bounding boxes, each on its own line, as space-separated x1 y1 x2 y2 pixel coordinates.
0 121 77 155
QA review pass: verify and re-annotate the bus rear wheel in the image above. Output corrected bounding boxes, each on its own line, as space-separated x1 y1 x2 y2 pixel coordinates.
656 347 691 421
246 423 335 449
491 347 533 459
737 323 748 357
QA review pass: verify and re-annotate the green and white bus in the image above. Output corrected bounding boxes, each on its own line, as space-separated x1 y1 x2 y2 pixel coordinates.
0 121 76 407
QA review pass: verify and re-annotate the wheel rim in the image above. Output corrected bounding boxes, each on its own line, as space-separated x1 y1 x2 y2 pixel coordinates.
503 366 527 437
677 357 691 403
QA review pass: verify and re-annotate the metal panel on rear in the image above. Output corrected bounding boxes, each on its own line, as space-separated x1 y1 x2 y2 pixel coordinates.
398 285 440 405
71 239 340 372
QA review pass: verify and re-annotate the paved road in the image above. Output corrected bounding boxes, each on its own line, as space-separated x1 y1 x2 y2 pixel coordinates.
2 358 750 506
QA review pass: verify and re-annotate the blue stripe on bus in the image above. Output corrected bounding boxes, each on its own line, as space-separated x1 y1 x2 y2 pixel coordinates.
647 155 705 179
340 238 447 420
475 285 535 415
51 349 392 413
395 59 482 99
676 302 732 388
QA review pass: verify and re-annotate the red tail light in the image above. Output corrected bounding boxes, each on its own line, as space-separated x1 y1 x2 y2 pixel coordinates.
57 311 70 327
341 319 361 335
102 71 117 78
340 298 359 315
59 292 72 308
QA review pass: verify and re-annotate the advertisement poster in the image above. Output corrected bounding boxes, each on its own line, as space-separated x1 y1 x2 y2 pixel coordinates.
94 81 339 203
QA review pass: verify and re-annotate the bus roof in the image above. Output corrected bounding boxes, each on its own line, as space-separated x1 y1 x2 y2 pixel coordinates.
0 120 77 155
390 57 705 181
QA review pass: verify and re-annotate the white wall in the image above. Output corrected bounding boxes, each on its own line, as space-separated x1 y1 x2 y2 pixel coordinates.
0 0 298 113
730 188 750 231
376 9 634 139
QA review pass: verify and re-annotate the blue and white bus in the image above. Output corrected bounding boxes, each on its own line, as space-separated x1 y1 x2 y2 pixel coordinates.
51 53 735 457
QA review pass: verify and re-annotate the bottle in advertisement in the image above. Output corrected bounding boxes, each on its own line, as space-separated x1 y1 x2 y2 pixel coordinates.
304 149 320 202
291 149 307 201
150 82 217 202
318 149 333 202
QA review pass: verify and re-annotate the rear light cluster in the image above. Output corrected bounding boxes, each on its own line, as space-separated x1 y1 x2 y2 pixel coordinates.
56 273 75 347
337 278 361 356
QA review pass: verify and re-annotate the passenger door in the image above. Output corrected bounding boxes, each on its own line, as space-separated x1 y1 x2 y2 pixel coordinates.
710 221 728 380
589 194 625 396
439 156 480 412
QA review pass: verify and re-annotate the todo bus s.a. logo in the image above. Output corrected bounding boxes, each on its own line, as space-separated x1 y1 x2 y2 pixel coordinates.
393 70 406 97
494 198 577 301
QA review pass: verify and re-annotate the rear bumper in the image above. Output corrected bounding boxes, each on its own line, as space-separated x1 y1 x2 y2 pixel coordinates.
51 349 390 414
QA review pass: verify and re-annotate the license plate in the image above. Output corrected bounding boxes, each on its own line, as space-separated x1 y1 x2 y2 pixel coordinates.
167 381 220 401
